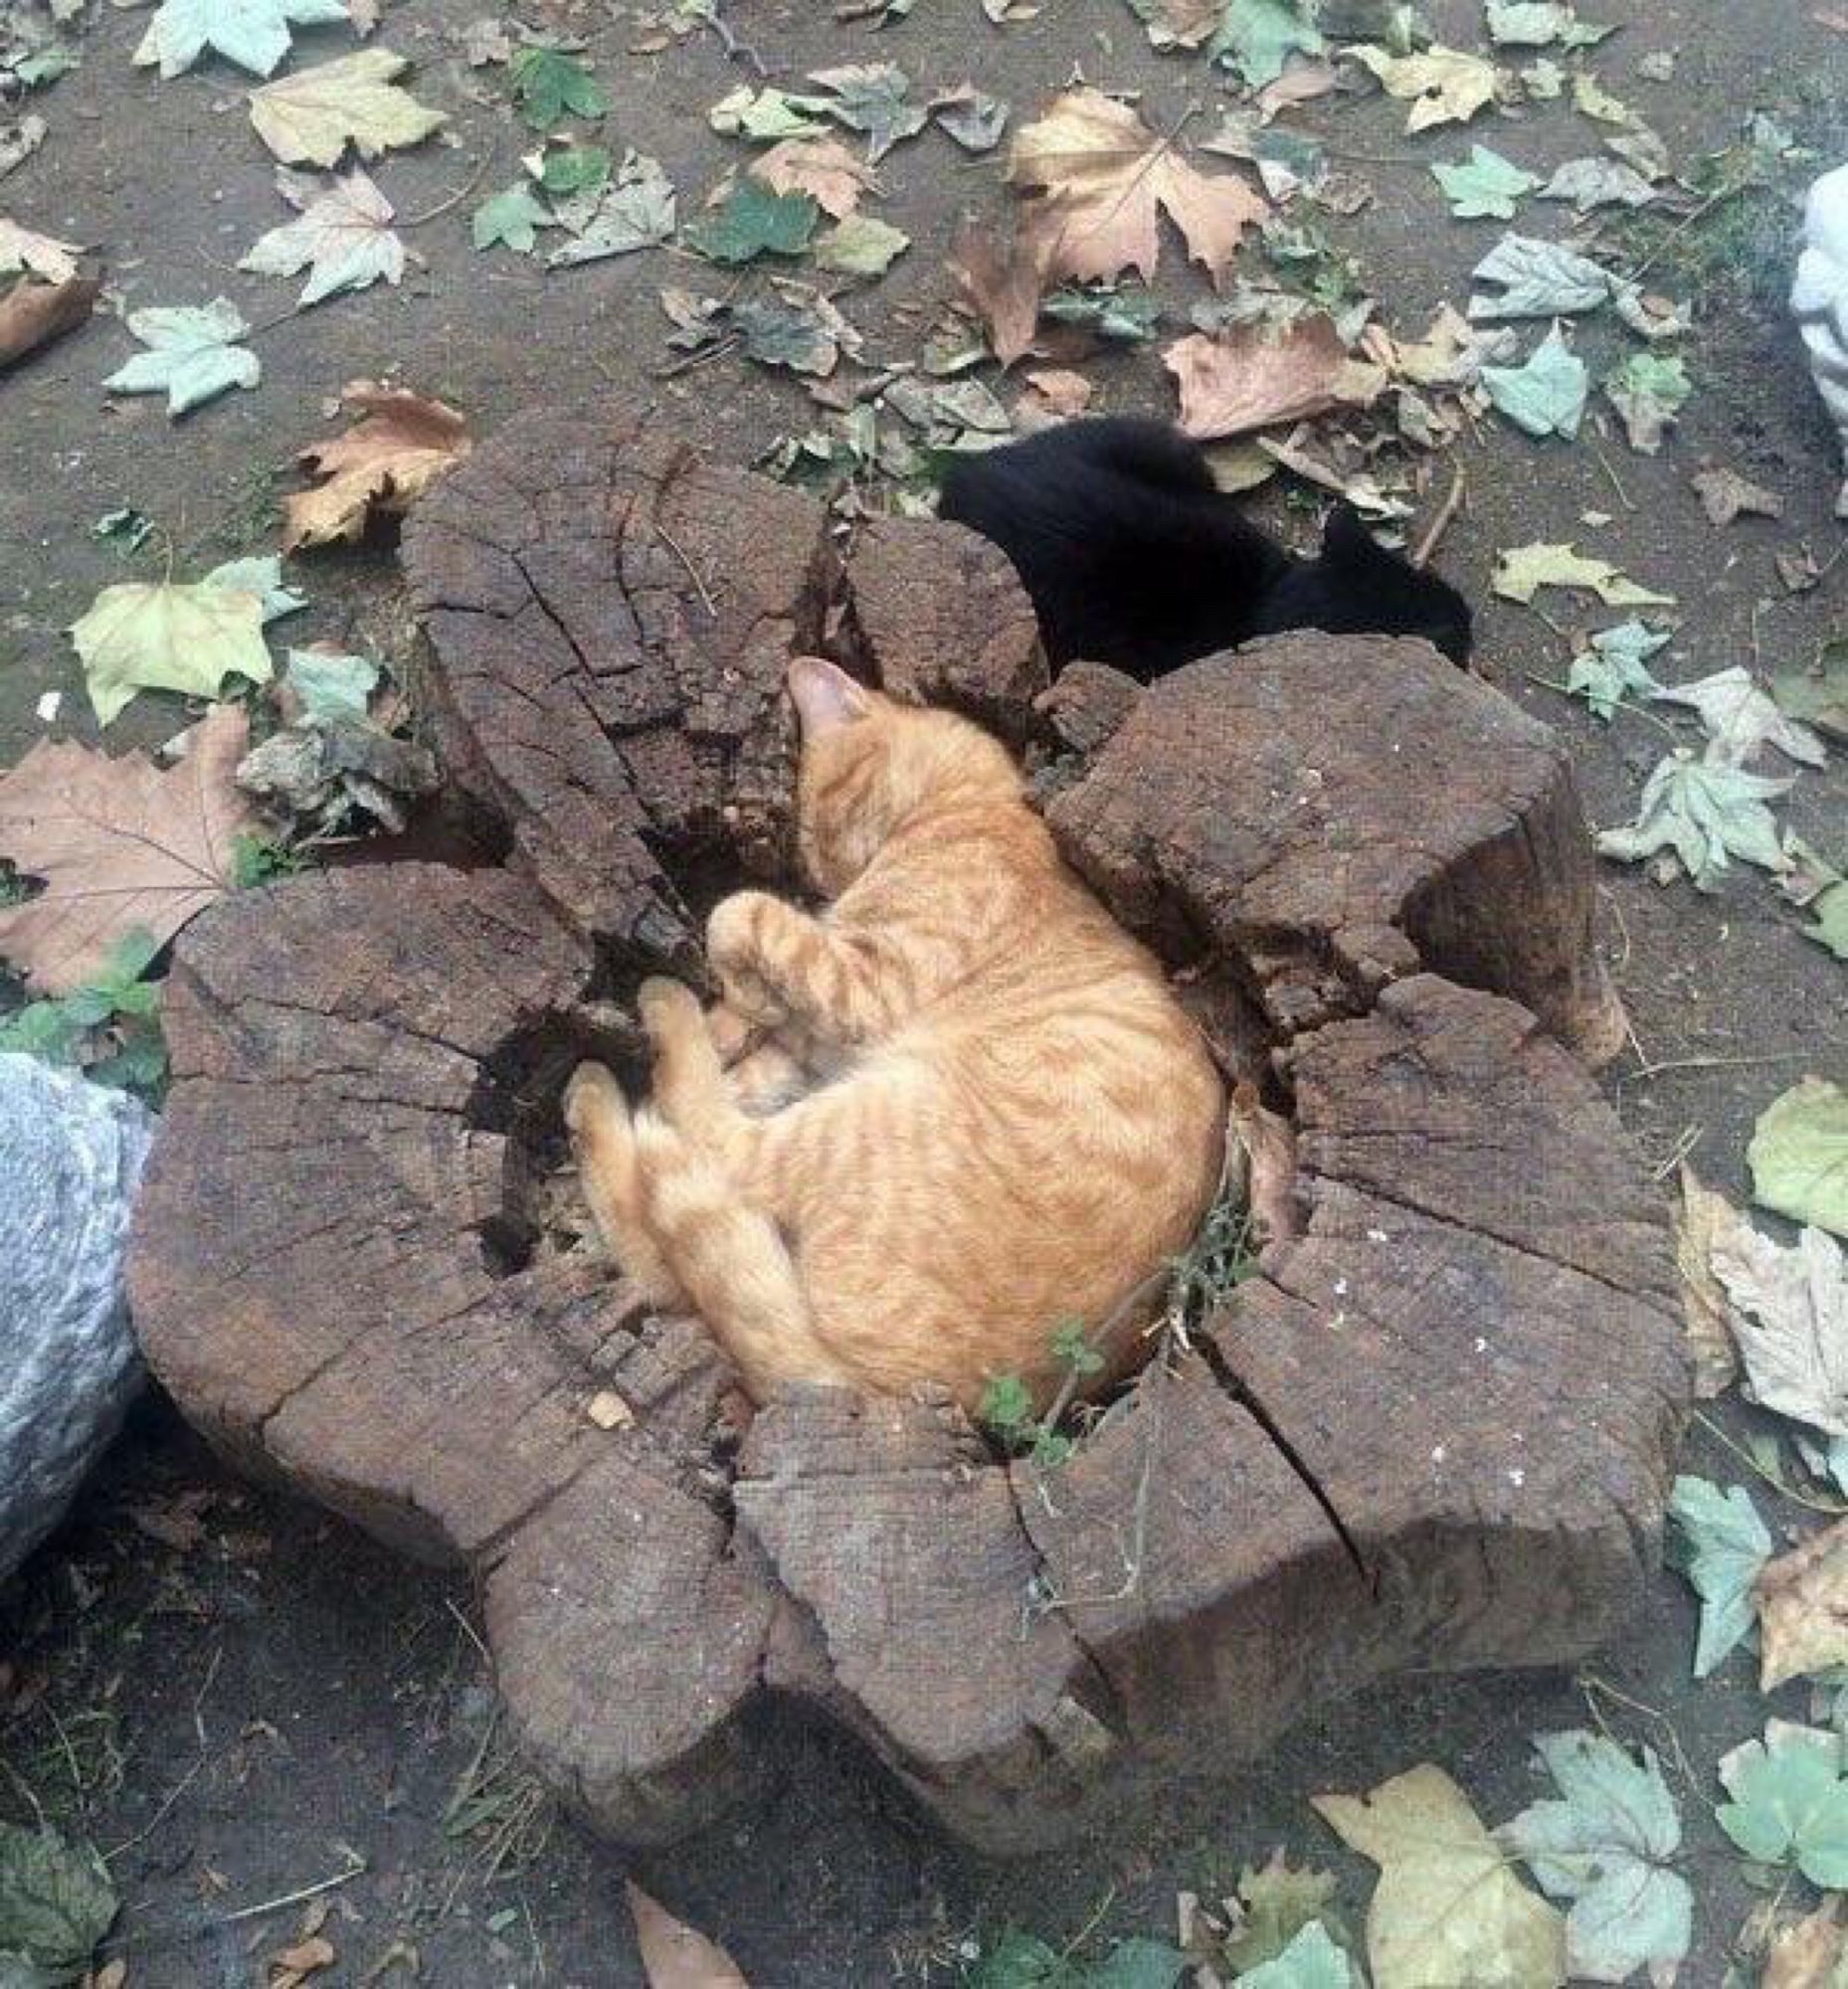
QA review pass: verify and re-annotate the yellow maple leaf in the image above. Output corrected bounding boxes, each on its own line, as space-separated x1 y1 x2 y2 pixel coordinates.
1352 45 1502 133
70 578 271 726
249 49 445 169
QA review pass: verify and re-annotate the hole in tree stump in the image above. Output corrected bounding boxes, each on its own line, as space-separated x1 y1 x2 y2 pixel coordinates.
128 405 1689 1856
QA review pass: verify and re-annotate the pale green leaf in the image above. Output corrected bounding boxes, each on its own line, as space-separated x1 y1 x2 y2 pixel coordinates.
1771 641 1848 743
101 297 260 416
1222 1854 1345 1972
706 84 830 142
1595 752 1792 890
1752 1080 1848 1240
203 554 304 624
1481 325 1586 437
70 576 272 725
238 165 403 306
1498 1731 1690 1984
1604 350 1691 453
1234 1922 1357 1988
1540 156 1658 211
1567 619 1670 720
131 0 346 80
1492 541 1672 607
249 49 446 169
1484 1 1610 48
804 62 927 162
471 182 550 253
546 150 674 268
0 1822 117 1983
284 647 378 723
1209 0 1326 88
1431 144 1538 220
1650 665 1827 770
1469 232 1611 318
813 213 910 276
1667 1474 1770 1677
1717 1721 1848 1887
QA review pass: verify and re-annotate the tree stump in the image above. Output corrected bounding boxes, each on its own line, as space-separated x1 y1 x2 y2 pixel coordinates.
128 404 1689 1856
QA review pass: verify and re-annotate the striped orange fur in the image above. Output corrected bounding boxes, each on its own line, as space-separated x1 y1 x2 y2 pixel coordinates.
565 656 1226 1411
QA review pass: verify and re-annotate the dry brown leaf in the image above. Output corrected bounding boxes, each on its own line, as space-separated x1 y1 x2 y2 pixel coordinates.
1761 1900 1847 1987
0 272 98 369
1010 87 1267 288
0 706 258 996
1229 1079 1300 1246
1758 1520 1848 1690
749 136 877 220
1692 462 1785 527
283 381 471 550
1136 0 1220 46
947 218 1049 368
268 1932 336 1987
627 1882 750 1989
1256 60 1341 118
1021 366 1093 416
1164 317 1382 440
1678 1165 1743 1398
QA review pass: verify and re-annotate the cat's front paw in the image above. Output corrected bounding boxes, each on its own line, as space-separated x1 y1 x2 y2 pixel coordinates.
706 891 787 1026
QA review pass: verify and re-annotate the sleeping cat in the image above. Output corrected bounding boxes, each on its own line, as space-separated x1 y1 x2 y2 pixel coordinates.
565 655 1226 1411
937 416 1473 677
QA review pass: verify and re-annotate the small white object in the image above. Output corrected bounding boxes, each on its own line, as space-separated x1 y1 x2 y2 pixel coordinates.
35 689 60 722
1792 161 1848 518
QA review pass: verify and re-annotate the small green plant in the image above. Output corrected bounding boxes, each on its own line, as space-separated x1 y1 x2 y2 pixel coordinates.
230 832 303 889
0 930 167 1100
980 1322 1103 1467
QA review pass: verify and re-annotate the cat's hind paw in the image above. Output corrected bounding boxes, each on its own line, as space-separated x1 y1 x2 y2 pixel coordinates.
562 1059 628 1137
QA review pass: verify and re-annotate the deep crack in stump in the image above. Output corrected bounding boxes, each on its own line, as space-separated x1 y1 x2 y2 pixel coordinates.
128 405 1689 1854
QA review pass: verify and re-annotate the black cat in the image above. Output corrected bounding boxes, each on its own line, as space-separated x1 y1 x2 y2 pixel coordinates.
937 416 1472 679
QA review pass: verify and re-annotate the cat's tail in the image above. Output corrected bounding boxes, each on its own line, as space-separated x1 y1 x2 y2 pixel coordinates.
632 1111 850 1399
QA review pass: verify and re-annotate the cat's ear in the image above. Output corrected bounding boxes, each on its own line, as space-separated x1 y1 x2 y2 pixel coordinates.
788 655 871 736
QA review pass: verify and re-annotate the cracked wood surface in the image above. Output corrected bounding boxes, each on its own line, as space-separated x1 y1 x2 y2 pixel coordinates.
129 408 1689 1855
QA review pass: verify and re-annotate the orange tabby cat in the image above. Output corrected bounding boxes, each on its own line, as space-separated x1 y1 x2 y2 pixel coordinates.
564 655 1226 1411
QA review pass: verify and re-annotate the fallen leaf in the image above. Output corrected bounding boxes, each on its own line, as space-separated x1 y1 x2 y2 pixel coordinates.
0 1821 118 1984
1771 643 1848 743
707 85 829 142
250 49 446 168
1668 1474 1771 1677
0 216 83 280
0 706 259 994
626 1881 749 1988
682 176 817 264
547 150 674 268
1778 548 1824 595
1570 69 1636 126
509 45 606 129
1349 44 1502 133
586 1388 633 1430
805 62 927 163
471 181 550 253
749 135 876 220
1431 144 1538 220
1752 1079 1848 1241
1314 1764 1566 1989
238 719 436 834
1595 752 1792 890
930 83 1008 153
1210 0 1326 89
1568 618 1670 720
1492 541 1671 606
1677 1166 1742 1397
1759 1515 1848 1689
1020 366 1092 417
1234 1921 1357 1987
239 165 404 306
0 271 97 368
1164 316 1380 439
730 288 859 377
1692 463 1785 526
1222 1851 1345 1972
534 142 612 200
948 218 1049 367
1540 155 1658 211
1762 1901 1847 1988
1497 1730 1691 1986
1484 0 1610 46
1124 0 1221 48
268 1932 336 1983
205 552 305 624
70 573 272 724
284 645 378 722
1481 325 1586 438
813 213 909 276
459 17 511 65
1010 87 1269 288
1604 349 1690 453
1469 232 1612 318
1717 1721 1848 1888
283 381 471 550
0 115 47 181
101 296 259 415
132 0 347 80
1652 665 1828 770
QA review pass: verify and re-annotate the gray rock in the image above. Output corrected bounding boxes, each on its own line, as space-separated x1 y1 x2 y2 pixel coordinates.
1 1053 154 1582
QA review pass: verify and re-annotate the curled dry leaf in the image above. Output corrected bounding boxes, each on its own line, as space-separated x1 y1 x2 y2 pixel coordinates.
1020 366 1093 417
748 136 876 220
1761 1901 1846 1988
1010 87 1268 289
1229 1079 1300 1247
1677 1166 1741 1399
1758 1519 1848 1690
283 382 471 550
1691 462 1785 526
0 705 259 995
0 271 97 369
947 218 1049 367
626 1881 750 1989
0 217 84 282
1164 316 1382 440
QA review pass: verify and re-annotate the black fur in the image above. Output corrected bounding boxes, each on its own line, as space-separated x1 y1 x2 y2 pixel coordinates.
937 416 1473 678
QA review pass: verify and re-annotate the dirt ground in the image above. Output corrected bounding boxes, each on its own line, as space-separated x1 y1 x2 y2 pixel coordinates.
3 0 1846 1982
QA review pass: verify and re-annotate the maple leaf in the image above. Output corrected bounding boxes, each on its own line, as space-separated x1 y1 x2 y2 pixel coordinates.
508 46 606 130
100 297 260 415
239 165 404 306
1010 87 1268 289
1491 541 1671 606
947 218 1050 367
1351 45 1503 133
1760 1511 1848 1690
547 151 674 269
283 381 471 549
1690 462 1784 526
70 573 273 725
1651 665 1827 770
0 216 83 281
132 0 347 80
1595 751 1792 890
0 705 259 995
814 214 909 277
249 49 445 168
1164 316 1381 440
748 136 877 220
1431 145 1538 221
471 182 549 254
804 63 927 163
